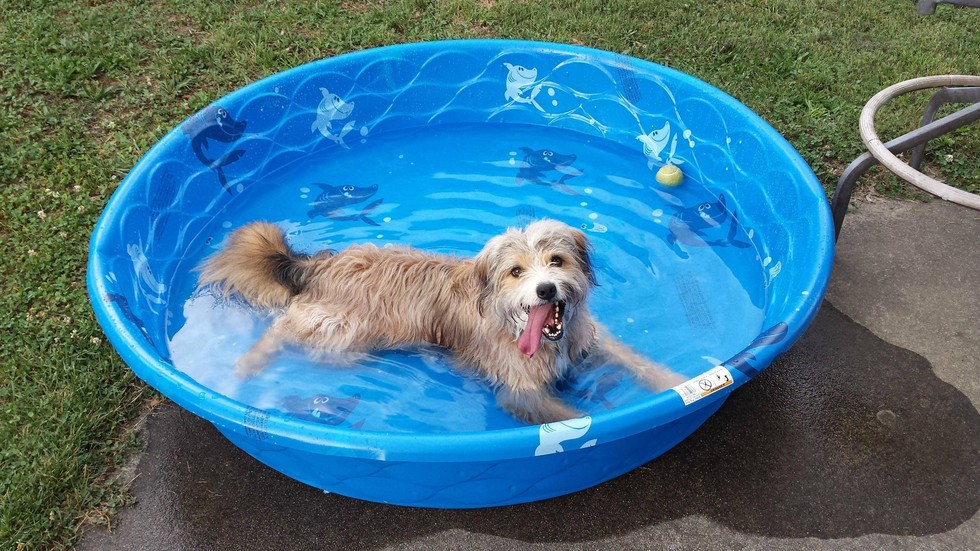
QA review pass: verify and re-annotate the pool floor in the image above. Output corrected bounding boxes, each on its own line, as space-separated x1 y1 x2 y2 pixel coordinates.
165 123 767 432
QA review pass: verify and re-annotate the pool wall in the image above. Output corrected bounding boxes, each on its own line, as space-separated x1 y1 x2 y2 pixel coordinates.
88 40 833 507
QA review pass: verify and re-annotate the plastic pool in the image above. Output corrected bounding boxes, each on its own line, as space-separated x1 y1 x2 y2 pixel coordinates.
88 40 834 507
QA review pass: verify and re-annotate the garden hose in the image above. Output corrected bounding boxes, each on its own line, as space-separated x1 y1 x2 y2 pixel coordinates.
859 75 980 210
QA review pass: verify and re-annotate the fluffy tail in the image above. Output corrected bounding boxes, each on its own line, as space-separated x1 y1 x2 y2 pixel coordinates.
197 222 312 309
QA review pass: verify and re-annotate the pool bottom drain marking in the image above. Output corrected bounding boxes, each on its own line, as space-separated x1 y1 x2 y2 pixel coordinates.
674 275 715 331
672 366 734 406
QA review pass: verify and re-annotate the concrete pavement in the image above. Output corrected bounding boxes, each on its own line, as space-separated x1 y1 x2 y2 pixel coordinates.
80 197 980 550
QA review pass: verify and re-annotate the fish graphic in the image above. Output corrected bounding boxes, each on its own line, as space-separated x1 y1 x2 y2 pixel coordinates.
307 183 383 225
666 193 751 259
181 105 247 194
503 63 545 112
515 147 582 193
281 393 361 425
311 88 356 148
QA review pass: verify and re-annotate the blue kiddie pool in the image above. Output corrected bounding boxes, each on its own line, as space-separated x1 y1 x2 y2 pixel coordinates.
88 40 833 507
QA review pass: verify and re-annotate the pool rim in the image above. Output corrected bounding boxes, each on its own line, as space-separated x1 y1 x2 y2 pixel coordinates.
87 38 835 463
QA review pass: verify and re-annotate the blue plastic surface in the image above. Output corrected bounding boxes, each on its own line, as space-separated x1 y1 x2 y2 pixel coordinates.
87 40 834 507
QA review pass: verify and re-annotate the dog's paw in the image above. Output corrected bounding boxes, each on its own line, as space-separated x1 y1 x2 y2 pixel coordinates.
497 386 583 425
234 354 267 379
525 405 584 426
658 370 688 390
635 363 686 391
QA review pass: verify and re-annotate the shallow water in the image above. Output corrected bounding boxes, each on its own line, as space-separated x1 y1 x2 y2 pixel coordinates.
166 123 766 432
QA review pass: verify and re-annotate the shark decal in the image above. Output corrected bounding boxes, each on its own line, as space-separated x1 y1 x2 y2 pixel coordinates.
498 61 614 134
308 183 383 225
503 63 545 111
281 393 361 425
515 147 582 194
535 416 597 456
637 121 672 167
722 323 789 377
666 193 751 259
311 88 356 148
637 121 686 168
181 105 247 194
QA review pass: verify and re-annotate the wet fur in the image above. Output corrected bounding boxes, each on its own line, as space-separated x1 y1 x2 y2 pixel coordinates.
197 220 682 424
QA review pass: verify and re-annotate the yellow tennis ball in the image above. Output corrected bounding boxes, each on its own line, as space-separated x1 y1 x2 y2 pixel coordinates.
655 164 684 186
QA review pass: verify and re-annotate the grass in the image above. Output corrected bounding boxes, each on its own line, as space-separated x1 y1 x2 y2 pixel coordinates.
1 0 977 547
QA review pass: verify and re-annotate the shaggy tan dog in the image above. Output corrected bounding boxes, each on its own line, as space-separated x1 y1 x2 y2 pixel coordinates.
198 219 682 424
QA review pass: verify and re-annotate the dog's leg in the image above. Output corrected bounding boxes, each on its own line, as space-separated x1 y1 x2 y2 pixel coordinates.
496 385 582 425
590 326 685 391
236 322 286 378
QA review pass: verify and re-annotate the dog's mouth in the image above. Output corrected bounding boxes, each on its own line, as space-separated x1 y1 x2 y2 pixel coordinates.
518 301 566 358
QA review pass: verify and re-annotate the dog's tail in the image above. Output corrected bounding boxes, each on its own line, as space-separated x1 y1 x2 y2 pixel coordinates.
197 222 315 309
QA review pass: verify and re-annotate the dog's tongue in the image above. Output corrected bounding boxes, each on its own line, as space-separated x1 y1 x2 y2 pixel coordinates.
518 304 552 357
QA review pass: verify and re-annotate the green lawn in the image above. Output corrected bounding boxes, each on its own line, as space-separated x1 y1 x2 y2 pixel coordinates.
1 0 978 547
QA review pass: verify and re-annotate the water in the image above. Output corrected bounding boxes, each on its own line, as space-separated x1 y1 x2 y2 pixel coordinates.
166 122 766 433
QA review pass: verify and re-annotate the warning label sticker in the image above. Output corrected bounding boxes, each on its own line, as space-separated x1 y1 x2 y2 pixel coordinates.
672 366 734 406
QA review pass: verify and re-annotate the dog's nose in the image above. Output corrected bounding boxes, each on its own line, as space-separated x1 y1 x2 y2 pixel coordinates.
536 282 557 302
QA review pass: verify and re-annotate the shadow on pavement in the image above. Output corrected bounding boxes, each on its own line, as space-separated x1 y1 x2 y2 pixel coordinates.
84 302 980 548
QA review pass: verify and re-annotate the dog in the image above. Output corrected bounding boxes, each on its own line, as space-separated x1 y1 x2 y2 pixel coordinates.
197 219 683 424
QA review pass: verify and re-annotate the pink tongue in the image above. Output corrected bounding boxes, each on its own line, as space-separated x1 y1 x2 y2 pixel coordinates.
518 304 553 357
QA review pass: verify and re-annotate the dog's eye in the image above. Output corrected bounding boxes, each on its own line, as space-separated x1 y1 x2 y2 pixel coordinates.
549 256 563 267
510 266 523 278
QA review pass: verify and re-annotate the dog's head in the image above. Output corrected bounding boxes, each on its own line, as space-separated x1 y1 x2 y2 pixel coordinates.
474 219 597 357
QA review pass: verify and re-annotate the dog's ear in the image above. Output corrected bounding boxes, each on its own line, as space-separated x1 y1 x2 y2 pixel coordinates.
572 227 598 287
473 249 494 317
